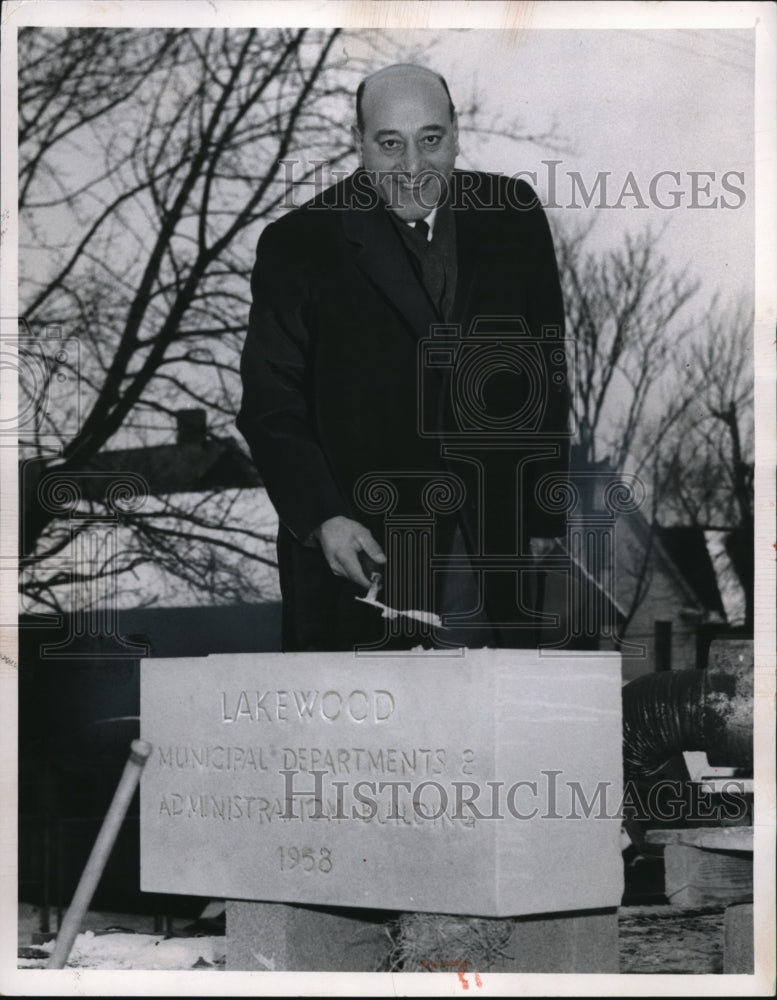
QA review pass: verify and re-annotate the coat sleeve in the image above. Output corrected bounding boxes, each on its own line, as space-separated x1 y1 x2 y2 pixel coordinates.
510 178 571 539
236 219 348 543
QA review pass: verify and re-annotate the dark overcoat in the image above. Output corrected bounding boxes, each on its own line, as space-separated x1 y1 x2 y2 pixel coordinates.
237 170 570 650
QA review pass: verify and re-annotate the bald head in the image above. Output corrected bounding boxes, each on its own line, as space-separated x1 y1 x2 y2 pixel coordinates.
356 64 456 133
352 63 459 221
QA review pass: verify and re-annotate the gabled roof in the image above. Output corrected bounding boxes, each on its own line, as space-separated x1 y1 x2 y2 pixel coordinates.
657 524 726 618
568 451 722 618
75 409 262 496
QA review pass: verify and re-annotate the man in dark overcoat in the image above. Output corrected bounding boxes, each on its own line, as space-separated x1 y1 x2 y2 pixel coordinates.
237 64 570 651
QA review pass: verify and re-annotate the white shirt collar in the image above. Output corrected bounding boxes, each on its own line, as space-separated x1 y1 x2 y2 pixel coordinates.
407 205 437 241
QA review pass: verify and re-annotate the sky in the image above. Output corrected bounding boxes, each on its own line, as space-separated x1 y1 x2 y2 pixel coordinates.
15 24 756 355
5 16 762 612
0 14 773 996
343 27 755 309
125 25 754 612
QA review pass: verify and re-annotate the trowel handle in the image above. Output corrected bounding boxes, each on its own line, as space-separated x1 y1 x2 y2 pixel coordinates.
47 739 152 969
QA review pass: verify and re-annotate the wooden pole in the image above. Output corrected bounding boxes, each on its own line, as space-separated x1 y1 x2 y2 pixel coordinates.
47 739 151 969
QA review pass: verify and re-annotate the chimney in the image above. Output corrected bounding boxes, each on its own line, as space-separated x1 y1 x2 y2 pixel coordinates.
176 408 207 445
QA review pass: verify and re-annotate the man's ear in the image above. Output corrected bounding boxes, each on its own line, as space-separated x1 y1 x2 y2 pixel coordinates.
452 112 460 156
351 124 363 162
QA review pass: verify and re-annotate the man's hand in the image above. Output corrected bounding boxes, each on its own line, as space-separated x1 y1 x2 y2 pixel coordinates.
313 516 386 589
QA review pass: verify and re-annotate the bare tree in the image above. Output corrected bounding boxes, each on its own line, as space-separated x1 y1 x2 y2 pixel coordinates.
557 223 700 471
18 27 574 613
554 222 718 638
557 223 753 636
19 26 360 609
18 28 182 208
645 298 754 627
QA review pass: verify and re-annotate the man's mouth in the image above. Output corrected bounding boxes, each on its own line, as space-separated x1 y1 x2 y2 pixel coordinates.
396 180 430 195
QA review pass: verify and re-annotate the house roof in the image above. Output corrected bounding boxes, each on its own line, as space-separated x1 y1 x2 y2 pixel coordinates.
83 437 262 496
657 525 726 618
76 409 262 496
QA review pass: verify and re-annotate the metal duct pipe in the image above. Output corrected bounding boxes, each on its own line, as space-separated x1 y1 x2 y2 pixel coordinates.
622 639 753 851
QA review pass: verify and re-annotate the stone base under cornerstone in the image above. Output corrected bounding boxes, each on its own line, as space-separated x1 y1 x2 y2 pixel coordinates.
226 901 620 973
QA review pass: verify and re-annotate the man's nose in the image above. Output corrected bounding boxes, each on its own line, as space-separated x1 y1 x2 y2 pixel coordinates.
402 143 425 179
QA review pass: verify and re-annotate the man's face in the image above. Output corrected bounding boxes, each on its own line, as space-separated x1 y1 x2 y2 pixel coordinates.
354 70 459 222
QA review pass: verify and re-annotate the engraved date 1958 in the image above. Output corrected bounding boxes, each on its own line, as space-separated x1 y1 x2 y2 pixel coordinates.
278 846 332 873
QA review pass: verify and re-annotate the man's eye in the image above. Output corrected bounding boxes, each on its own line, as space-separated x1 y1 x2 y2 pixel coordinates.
423 135 442 147
380 140 401 152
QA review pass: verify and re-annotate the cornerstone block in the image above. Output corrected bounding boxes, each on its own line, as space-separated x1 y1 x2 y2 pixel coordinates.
140 649 623 917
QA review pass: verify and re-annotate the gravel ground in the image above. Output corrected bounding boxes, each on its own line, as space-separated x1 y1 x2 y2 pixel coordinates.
618 905 726 974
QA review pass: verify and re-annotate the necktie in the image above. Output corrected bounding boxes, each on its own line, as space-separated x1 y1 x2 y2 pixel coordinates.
414 218 431 242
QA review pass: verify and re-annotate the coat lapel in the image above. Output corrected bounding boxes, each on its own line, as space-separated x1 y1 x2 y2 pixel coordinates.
450 206 481 325
340 171 487 336
449 171 489 325
341 184 439 341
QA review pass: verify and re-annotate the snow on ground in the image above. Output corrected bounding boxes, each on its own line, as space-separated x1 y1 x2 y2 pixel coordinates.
20 930 225 970
18 903 225 971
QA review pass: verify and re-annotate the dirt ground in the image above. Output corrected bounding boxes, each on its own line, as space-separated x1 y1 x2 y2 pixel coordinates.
17 900 729 974
618 904 726 974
